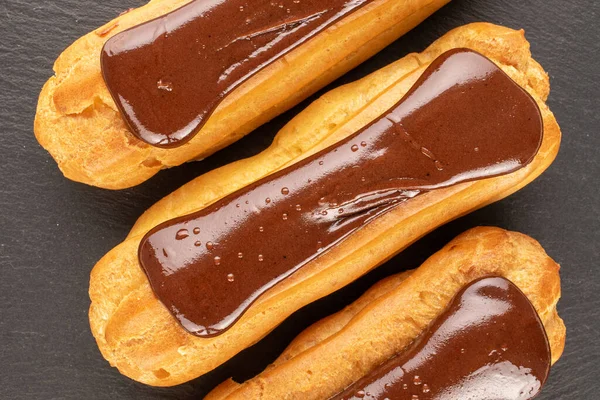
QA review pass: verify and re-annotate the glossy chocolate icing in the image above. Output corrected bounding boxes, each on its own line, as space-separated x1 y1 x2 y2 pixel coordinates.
101 0 372 147
332 277 552 400
138 49 543 337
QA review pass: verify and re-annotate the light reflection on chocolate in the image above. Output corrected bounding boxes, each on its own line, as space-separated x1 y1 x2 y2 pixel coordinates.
138 49 543 337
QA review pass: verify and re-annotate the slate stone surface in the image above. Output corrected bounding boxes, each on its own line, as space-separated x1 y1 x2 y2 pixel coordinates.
0 0 598 398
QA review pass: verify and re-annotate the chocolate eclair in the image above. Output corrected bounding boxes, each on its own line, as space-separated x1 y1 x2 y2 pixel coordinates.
35 0 450 188
207 228 565 400
332 277 551 400
138 48 543 338
89 24 561 386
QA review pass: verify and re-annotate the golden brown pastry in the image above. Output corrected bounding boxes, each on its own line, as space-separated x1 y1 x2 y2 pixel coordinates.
89 23 561 387
206 227 565 400
34 0 450 189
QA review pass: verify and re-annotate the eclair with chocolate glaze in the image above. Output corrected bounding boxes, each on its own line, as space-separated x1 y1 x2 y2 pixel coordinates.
206 227 565 400
34 0 450 189
88 23 561 386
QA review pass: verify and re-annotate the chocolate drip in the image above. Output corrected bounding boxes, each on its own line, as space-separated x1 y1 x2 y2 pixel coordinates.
138 49 543 337
332 277 552 400
101 0 372 147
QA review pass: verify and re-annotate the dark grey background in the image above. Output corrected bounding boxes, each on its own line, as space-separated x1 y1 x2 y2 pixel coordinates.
1 0 598 398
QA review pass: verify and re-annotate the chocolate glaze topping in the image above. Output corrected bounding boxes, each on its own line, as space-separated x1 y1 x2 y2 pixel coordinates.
101 0 372 147
332 277 552 400
138 49 543 337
